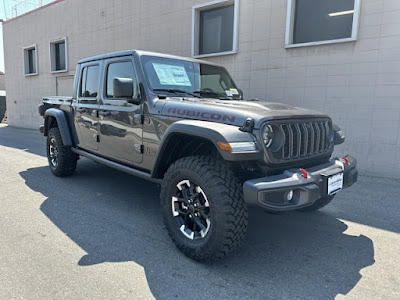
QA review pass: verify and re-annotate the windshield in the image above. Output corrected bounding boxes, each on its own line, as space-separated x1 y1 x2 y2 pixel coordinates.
141 55 241 99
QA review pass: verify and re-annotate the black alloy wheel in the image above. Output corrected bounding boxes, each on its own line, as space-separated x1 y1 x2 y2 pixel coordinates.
48 136 59 168
172 179 211 240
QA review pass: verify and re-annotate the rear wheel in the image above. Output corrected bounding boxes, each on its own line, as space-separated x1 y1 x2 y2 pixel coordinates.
47 127 78 177
160 156 248 261
298 195 335 212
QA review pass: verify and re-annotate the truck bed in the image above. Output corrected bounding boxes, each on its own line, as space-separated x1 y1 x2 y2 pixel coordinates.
43 96 73 105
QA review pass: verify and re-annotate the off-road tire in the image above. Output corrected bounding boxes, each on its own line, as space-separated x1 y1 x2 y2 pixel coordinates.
47 127 78 177
160 155 248 261
298 195 335 212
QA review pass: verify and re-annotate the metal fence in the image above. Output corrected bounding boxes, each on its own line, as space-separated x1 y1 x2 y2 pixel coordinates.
2 0 56 19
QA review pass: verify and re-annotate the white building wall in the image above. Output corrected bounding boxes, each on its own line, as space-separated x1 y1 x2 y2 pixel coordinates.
3 0 400 178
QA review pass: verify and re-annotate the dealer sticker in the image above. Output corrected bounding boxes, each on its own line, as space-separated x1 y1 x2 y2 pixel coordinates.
327 172 343 195
230 88 239 95
225 90 233 97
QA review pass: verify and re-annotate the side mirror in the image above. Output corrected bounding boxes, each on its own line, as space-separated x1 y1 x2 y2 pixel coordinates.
113 77 141 104
114 77 133 98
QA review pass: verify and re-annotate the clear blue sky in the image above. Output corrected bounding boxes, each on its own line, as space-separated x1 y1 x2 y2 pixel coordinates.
0 0 56 72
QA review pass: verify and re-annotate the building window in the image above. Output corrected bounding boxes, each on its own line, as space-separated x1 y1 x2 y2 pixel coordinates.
80 65 100 98
23 45 38 76
285 0 361 48
192 0 239 58
50 38 68 73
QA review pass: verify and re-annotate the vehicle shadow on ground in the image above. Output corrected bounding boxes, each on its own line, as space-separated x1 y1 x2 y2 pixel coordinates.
20 160 375 299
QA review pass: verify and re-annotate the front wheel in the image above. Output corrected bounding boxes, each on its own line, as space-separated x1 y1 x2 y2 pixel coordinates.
160 156 248 261
47 127 78 177
298 195 335 212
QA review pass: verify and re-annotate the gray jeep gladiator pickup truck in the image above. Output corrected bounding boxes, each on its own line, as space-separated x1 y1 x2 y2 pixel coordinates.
39 50 358 261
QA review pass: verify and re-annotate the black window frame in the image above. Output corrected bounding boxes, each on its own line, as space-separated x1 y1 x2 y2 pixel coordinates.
104 59 139 101
79 64 100 99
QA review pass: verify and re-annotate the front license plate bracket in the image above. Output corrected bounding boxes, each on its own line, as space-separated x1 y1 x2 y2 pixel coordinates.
327 172 344 195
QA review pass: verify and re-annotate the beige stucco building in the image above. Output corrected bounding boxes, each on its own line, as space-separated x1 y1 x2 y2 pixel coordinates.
2 0 400 178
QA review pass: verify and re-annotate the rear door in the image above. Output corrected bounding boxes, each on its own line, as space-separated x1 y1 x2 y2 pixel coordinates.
72 62 101 151
98 57 143 164
73 62 101 151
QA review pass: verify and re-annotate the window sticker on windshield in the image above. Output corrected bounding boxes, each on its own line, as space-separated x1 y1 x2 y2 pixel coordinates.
152 63 192 86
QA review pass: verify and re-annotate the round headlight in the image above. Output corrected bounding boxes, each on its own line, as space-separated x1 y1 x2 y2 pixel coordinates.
262 125 274 147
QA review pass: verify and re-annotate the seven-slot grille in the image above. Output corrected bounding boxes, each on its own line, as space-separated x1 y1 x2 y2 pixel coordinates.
280 120 331 159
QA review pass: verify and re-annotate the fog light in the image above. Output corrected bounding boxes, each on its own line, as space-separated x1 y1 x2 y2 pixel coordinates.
286 190 294 202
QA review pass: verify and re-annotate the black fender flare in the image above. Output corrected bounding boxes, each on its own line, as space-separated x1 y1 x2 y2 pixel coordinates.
44 108 73 146
151 120 261 178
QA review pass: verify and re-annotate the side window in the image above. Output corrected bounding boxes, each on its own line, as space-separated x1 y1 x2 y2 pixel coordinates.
106 61 136 98
201 74 225 93
200 64 231 93
79 67 87 97
80 65 100 98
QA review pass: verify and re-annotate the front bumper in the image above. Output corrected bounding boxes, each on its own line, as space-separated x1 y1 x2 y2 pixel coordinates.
243 155 358 211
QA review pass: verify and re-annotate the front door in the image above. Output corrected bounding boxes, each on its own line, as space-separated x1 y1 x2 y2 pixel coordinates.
98 58 143 164
73 63 101 151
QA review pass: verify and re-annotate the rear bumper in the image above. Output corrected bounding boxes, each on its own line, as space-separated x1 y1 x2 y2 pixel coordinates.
243 155 358 211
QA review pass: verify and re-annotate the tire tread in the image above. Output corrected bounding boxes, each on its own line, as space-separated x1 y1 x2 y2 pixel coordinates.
47 127 77 177
160 155 248 261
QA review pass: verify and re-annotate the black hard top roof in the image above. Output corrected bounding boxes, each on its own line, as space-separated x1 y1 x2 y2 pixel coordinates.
77 50 219 66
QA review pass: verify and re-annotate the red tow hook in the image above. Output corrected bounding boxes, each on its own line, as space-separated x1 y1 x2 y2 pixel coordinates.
342 156 350 165
299 168 308 178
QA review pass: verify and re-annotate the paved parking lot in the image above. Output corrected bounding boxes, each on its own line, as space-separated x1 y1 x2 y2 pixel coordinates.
0 124 399 299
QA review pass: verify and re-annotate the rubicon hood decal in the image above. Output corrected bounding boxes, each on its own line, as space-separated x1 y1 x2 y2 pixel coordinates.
167 108 236 123
161 98 329 128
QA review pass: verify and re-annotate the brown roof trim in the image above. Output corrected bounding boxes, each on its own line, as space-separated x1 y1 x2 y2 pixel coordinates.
3 0 65 24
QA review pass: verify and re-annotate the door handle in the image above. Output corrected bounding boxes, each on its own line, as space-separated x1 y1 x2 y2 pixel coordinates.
99 111 111 117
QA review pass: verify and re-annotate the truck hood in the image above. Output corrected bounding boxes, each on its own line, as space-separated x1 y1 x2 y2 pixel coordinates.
161 97 329 128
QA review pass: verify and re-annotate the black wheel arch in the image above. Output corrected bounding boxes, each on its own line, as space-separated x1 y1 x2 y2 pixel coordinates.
151 120 262 179
44 108 74 147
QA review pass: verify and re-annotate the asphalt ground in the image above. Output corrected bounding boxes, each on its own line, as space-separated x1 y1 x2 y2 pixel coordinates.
0 124 399 299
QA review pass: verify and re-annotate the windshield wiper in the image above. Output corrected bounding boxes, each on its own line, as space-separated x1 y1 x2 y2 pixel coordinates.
153 89 201 98
193 90 232 100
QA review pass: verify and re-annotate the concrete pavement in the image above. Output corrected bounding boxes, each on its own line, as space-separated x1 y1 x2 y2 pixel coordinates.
0 124 399 299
